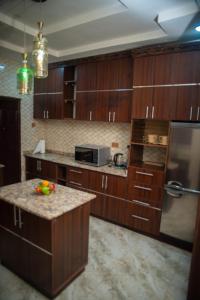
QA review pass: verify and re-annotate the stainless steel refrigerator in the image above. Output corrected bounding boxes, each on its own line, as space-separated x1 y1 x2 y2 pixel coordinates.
160 122 200 243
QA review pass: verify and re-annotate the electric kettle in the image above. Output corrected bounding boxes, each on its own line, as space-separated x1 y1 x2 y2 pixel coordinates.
113 153 124 167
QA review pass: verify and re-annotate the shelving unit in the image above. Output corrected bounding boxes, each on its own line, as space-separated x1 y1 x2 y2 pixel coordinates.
129 120 170 170
63 66 76 119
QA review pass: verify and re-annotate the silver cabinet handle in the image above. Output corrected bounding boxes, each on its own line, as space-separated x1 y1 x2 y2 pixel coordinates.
197 107 200 121
134 185 152 191
69 181 82 186
13 206 18 226
145 106 149 119
190 106 193 120
69 169 82 174
46 110 49 119
151 106 155 119
101 175 105 189
37 160 42 172
43 111 46 119
105 175 108 190
113 112 116 122
108 112 111 122
135 171 153 177
89 111 92 121
131 199 150 207
18 208 23 229
131 214 149 222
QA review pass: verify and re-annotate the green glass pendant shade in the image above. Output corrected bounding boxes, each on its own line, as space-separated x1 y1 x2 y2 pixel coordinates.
17 53 33 94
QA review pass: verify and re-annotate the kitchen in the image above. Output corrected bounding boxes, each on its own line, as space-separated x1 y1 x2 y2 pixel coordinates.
0 0 200 299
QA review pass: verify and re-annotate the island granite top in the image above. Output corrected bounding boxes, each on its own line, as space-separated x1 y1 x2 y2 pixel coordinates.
0 179 96 220
25 152 128 177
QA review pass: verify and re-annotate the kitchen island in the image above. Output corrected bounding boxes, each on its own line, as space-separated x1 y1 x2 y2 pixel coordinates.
0 179 96 298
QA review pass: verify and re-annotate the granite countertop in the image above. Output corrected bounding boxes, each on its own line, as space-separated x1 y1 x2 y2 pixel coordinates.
25 152 128 177
0 179 96 220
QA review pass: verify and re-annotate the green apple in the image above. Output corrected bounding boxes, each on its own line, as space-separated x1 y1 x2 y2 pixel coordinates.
41 186 50 195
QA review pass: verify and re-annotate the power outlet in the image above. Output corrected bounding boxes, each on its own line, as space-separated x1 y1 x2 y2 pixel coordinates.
112 142 119 148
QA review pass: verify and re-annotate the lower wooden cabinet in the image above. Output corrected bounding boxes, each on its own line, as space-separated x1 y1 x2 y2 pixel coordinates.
67 166 88 189
26 157 57 182
0 199 90 298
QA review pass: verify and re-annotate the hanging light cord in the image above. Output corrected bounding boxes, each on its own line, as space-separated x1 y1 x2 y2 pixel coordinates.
23 0 26 53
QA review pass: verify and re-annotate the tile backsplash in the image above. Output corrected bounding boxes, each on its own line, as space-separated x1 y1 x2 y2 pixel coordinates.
41 119 131 159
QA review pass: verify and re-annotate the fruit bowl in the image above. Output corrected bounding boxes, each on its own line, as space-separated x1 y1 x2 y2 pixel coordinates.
34 180 56 195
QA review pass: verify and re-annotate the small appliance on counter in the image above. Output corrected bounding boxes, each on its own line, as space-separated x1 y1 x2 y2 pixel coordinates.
75 144 110 167
113 153 126 168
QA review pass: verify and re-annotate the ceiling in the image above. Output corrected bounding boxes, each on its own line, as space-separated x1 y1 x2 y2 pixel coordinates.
0 0 199 62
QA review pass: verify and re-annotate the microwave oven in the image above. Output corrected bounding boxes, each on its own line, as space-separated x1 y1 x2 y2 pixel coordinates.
75 144 110 167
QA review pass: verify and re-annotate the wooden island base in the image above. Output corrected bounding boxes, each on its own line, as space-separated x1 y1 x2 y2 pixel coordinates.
0 200 91 298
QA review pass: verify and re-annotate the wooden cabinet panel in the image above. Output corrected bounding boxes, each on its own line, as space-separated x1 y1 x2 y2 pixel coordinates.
0 200 17 233
154 53 175 85
34 95 46 119
105 174 128 199
45 94 63 119
90 193 105 217
109 91 132 123
26 158 57 181
125 201 161 236
76 62 97 91
41 160 57 181
133 56 155 86
128 184 163 209
21 211 52 252
175 86 198 121
87 170 104 193
67 167 88 189
128 166 164 186
152 87 177 120
132 88 153 119
96 59 120 90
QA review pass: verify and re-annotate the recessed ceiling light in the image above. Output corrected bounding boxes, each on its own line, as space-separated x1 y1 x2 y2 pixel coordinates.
195 25 200 32
0 64 5 71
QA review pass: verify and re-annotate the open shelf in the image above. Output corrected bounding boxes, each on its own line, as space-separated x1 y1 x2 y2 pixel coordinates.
131 141 168 148
129 161 165 172
63 66 76 119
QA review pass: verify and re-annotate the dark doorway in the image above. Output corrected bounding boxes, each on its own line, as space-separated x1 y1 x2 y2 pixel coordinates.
0 96 21 185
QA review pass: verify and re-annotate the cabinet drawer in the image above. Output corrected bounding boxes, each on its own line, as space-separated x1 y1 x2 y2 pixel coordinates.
128 166 164 186
67 167 88 188
128 183 163 208
125 202 161 236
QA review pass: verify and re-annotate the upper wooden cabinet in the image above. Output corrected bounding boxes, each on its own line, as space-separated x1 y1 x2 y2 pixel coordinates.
133 51 200 86
76 56 132 91
34 67 65 119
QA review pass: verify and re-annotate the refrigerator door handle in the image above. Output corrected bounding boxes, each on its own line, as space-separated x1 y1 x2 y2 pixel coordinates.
165 181 184 198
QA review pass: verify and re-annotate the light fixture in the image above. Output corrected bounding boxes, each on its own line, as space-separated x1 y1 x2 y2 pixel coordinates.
32 16 48 78
17 53 33 94
195 25 200 32
16 0 33 95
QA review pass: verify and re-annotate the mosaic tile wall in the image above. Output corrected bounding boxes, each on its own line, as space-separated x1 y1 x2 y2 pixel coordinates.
43 119 131 158
0 48 45 180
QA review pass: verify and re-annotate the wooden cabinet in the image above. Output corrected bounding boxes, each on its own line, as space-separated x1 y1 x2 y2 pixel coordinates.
133 56 154 86
132 87 176 120
26 157 57 182
67 166 88 189
76 62 97 91
0 198 91 298
76 91 131 123
34 67 64 120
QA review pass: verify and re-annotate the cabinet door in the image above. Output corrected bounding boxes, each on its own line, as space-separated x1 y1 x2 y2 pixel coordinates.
0 227 29 278
34 94 46 119
105 174 128 199
175 86 198 121
87 171 104 193
41 160 57 181
96 59 119 90
0 200 17 233
118 56 132 89
196 87 200 122
45 93 63 119
109 91 132 123
132 88 153 119
76 62 97 91
47 67 64 93
103 195 126 224
133 56 155 86
75 92 95 121
90 193 105 217
152 87 177 120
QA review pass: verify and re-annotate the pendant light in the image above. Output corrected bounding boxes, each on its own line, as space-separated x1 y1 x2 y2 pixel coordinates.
32 0 48 78
17 0 33 94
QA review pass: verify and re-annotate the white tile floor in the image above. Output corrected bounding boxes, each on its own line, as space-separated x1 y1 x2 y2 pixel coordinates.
0 217 191 300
